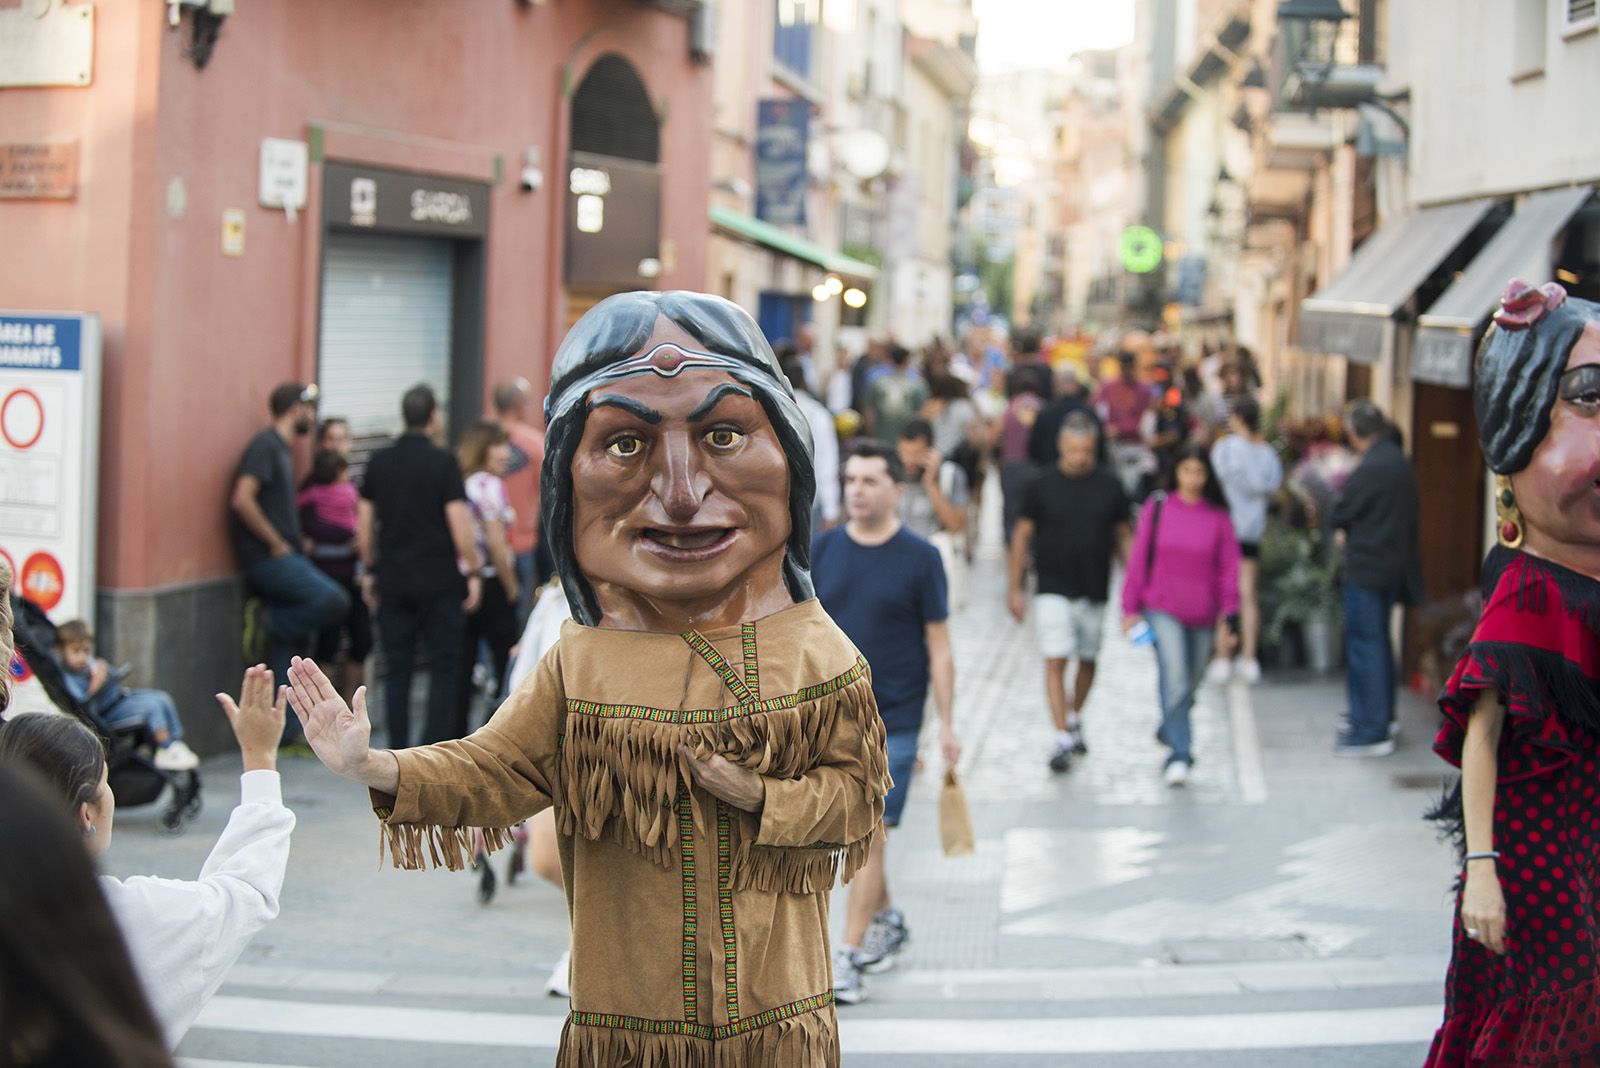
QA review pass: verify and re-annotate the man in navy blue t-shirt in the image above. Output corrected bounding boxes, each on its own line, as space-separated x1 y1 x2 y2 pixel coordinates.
812 440 961 1004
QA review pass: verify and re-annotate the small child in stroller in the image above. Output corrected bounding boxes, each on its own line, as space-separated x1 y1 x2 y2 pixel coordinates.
53 619 200 772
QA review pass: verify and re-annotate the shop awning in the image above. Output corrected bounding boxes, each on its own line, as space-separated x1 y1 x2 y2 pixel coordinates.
1298 198 1498 363
1413 186 1594 388
709 205 880 282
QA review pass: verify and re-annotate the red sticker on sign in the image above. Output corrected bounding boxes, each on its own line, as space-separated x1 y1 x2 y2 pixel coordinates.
1 388 45 450
20 551 64 611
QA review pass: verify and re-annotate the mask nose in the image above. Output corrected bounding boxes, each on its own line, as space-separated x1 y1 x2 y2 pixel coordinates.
651 431 710 522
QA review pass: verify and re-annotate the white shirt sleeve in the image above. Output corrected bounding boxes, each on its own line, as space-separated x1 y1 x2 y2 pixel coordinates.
508 584 573 692
100 769 294 1049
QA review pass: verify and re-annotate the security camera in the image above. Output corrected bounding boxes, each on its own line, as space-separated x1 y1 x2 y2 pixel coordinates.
520 166 543 193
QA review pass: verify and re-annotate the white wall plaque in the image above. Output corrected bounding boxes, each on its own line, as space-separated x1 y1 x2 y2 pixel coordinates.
0 0 94 89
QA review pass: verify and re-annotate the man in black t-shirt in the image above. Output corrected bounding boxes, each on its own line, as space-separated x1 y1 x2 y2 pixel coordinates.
1007 411 1131 772
358 384 483 749
230 381 350 740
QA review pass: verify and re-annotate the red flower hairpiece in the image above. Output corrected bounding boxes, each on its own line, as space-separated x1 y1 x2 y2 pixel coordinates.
1494 279 1568 330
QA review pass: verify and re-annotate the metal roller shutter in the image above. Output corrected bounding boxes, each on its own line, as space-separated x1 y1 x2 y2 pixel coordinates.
318 232 454 461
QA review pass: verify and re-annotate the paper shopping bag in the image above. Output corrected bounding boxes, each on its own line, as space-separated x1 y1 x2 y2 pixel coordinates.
938 768 975 857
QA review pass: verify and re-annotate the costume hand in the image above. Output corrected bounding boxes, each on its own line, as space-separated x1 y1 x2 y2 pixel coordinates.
680 746 766 812
217 664 286 772
939 723 962 768
1008 587 1027 623
285 656 372 778
463 574 483 614
1462 864 1508 955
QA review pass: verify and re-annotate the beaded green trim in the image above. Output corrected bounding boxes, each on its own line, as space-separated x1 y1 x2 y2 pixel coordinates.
564 657 868 725
740 622 759 698
716 802 738 1021
680 630 756 704
678 788 697 1021
568 990 834 1040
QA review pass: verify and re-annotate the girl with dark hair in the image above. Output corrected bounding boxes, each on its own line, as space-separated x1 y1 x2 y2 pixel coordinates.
298 446 371 703
1121 443 1241 786
0 666 295 1050
1425 282 1600 1067
0 760 173 1068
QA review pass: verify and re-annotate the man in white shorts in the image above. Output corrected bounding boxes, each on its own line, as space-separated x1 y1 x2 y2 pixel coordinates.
1008 411 1131 771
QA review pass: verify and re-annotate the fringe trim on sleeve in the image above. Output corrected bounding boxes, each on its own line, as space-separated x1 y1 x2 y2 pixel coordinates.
556 672 888 879
557 1000 838 1068
731 823 879 895
377 821 514 872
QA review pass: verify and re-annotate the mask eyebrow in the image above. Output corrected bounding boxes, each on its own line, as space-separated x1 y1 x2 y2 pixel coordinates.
586 394 663 424
688 382 755 423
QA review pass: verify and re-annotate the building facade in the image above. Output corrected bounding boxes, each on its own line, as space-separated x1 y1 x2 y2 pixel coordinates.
1 0 711 749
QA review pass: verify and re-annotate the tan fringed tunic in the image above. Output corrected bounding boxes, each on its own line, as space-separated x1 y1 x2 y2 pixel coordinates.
369 598 889 1066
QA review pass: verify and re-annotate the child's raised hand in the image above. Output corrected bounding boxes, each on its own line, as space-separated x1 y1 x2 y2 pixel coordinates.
217 664 286 772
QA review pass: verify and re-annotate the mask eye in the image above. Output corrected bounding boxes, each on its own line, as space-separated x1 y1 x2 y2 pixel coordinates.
606 435 643 458
704 427 744 450
1559 366 1600 408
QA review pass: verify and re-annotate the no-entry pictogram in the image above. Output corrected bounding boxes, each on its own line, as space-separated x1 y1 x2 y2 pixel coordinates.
20 550 64 611
1 387 45 450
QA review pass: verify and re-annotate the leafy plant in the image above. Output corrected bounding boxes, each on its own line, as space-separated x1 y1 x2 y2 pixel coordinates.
1260 521 1342 643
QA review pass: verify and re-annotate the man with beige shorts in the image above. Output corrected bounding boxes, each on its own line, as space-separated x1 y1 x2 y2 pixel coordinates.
1008 412 1132 771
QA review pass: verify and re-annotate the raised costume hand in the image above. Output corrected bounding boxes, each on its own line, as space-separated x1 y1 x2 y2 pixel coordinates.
285 656 372 777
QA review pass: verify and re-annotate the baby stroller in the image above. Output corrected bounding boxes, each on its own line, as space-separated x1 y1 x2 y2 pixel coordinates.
6 592 202 834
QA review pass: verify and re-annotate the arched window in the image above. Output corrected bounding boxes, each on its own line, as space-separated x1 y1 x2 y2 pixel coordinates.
569 54 659 164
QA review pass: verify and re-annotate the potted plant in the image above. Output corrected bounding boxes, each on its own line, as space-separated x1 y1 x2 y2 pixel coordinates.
1261 523 1344 672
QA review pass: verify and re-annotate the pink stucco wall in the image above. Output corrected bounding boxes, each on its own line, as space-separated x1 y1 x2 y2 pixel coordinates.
1 0 711 592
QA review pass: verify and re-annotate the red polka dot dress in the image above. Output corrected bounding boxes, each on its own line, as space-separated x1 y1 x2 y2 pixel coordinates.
1427 549 1600 1067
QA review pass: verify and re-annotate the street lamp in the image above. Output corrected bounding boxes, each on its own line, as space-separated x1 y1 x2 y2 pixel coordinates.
1276 0 1350 84
1273 0 1408 136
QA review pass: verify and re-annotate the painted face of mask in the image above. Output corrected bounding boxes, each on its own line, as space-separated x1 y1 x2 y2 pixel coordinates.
569 363 792 629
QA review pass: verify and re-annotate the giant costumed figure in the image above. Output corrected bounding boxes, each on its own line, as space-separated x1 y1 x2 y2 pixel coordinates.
286 291 890 1066
1426 281 1600 1066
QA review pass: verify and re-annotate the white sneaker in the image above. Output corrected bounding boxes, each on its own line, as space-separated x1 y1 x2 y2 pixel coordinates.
1205 659 1233 685
154 741 199 771
833 947 867 1005
1238 658 1262 684
545 948 571 998
1163 760 1190 787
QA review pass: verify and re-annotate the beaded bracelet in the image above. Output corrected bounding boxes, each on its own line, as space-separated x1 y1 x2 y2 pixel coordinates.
1464 851 1501 863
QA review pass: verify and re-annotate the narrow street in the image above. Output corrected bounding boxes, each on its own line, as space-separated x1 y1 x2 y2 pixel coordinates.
104 524 1459 1067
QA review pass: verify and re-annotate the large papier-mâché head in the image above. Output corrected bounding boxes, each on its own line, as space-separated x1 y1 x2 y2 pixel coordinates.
1476 281 1600 559
541 291 816 627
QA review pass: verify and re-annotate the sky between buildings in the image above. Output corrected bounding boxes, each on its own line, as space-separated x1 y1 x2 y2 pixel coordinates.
972 0 1137 73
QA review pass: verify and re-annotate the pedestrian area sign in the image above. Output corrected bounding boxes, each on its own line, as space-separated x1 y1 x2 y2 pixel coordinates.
0 311 100 627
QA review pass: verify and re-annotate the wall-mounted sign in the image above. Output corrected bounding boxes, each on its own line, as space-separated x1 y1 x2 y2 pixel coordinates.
259 138 309 213
323 161 489 239
0 311 100 625
0 142 78 199
756 98 809 227
221 208 246 257
0 0 93 88
564 151 661 288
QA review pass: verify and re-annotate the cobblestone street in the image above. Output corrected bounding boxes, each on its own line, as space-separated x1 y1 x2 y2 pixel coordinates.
87 507 1463 1067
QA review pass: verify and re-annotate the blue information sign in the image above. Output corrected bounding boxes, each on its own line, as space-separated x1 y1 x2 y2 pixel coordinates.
755 98 809 227
0 314 82 372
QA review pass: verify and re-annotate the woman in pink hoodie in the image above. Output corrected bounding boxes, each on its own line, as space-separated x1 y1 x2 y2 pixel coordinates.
1122 443 1241 785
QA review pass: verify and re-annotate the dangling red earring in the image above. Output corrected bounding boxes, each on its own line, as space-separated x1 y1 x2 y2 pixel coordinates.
1497 476 1524 549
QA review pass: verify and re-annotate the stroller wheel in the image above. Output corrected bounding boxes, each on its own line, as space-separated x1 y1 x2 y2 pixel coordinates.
474 850 497 904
